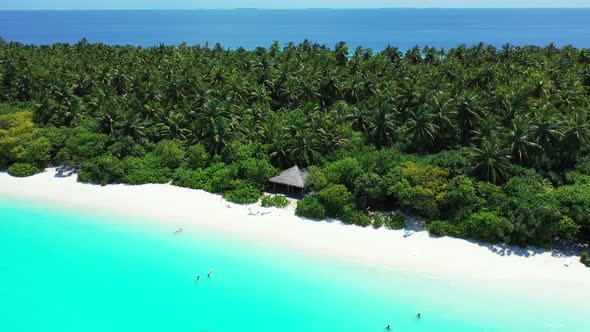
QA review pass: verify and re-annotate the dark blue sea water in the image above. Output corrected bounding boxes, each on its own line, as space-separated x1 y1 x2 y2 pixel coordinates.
0 9 589 50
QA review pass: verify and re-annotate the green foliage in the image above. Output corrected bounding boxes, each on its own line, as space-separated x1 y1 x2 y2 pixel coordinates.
172 167 210 190
120 154 172 185
78 154 123 186
305 166 330 191
321 157 363 189
38 126 70 154
23 137 52 168
295 196 327 220
554 216 580 242
154 140 185 169
550 185 590 242
462 211 513 243
574 156 590 175
581 252 590 268
207 163 239 193
384 213 405 230
221 142 266 164
261 195 290 208
4 40 590 247
0 102 33 115
372 212 384 228
427 148 472 176
186 143 211 169
353 172 385 203
317 184 355 218
476 181 510 215
236 158 278 188
63 129 108 162
503 170 551 197
223 183 261 204
342 209 371 227
106 136 146 159
7 162 39 177
383 162 449 219
426 220 459 237
0 112 36 167
446 175 482 219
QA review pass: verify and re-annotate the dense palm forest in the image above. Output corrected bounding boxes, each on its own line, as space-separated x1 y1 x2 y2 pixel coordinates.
1 38 590 249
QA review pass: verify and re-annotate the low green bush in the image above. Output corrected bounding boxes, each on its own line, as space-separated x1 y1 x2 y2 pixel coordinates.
78 154 123 186
317 184 355 218
172 167 210 190
261 195 290 208
7 162 39 177
207 163 239 193
154 139 185 169
236 158 278 188
462 211 513 243
223 183 261 204
342 209 371 227
120 154 172 185
425 220 468 238
581 252 590 268
373 212 384 229
186 143 210 169
122 168 172 185
384 213 405 230
23 137 52 168
295 196 326 219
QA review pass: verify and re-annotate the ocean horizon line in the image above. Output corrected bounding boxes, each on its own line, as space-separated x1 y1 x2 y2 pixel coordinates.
2 7 590 11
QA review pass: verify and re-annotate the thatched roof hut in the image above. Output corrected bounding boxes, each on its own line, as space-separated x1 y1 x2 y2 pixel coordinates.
269 165 308 190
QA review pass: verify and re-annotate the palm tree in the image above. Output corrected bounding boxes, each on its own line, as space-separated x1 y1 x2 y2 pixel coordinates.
34 93 56 124
368 101 398 148
563 109 590 158
472 117 497 145
97 107 124 135
120 115 147 142
455 92 481 143
406 107 439 152
345 105 371 133
290 131 319 167
426 91 457 145
472 142 511 184
531 104 564 157
505 117 540 165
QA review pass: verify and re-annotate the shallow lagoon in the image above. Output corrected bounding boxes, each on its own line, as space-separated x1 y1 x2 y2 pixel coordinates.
0 198 587 332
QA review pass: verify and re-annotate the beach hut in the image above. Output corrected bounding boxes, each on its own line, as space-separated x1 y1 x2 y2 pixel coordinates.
269 165 308 194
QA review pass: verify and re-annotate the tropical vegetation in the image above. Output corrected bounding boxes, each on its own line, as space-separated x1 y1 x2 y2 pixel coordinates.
1 38 590 247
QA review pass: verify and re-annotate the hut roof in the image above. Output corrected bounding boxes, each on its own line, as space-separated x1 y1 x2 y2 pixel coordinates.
269 165 308 188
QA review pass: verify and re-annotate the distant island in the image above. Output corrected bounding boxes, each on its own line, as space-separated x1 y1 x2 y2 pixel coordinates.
0 39 589 257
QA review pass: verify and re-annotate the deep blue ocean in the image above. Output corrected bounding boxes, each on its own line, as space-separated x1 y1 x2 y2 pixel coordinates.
0 9 589 50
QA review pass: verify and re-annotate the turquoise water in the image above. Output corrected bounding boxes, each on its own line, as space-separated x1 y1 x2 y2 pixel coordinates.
0 197 587 332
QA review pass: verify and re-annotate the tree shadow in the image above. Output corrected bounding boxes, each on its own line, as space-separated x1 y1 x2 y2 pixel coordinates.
402 212 426 232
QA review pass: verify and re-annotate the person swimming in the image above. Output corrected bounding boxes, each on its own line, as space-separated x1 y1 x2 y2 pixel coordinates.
196 276 200 281
385 324 392 330
416 313 421 318
208 269 213 278
175 227 183 233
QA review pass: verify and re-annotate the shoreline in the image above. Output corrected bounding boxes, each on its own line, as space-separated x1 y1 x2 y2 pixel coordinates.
2 168 590 302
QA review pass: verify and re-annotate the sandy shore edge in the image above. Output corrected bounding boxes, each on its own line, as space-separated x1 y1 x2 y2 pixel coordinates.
1 168 589 302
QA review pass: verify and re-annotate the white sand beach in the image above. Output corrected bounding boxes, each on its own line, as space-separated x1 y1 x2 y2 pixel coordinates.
1 168 590 303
